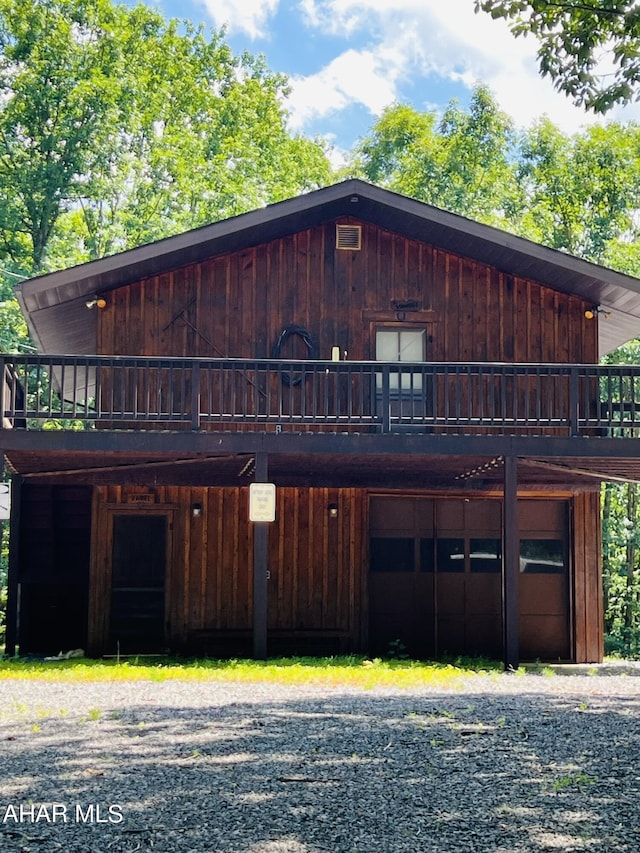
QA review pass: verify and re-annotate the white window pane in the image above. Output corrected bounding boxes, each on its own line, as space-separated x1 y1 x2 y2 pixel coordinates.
399 330 425 362
376 331 398 361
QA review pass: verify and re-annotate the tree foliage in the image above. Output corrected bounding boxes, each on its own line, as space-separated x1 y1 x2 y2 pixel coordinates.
350 85 640 266
516 118 640 260
0 0 332 276
351 86 520 227
600 341 640 656
475 1 640 113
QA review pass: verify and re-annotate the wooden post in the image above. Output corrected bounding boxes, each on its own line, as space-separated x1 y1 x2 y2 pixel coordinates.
503 455 519 670
253 453 269 661
4 472 19 657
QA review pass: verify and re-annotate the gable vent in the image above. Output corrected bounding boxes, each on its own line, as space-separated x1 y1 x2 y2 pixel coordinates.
336 224 362 250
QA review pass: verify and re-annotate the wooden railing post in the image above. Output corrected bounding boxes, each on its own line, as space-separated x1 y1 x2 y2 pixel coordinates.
191 361 201 430
381 366 391 433
569 368 580 436
0 358 6 426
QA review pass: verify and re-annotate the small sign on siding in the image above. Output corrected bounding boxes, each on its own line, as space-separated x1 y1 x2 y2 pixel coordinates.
249 483 276 522
0 483 10 519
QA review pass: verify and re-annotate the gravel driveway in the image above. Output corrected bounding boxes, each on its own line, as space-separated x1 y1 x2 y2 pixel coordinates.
1 670 640 852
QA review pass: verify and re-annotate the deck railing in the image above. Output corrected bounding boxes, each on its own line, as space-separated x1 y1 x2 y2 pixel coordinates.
1 354 640 436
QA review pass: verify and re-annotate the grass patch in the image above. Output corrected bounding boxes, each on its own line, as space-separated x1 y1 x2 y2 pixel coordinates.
551 771 598 793
0 655 500 689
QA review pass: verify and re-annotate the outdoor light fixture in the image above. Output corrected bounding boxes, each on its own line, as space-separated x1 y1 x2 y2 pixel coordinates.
584 306 611 320
191 503 202 518
328 503 338 518
86 295 107 309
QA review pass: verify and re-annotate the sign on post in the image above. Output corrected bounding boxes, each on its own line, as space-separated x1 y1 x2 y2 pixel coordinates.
0 483 10 520
249 483 276 522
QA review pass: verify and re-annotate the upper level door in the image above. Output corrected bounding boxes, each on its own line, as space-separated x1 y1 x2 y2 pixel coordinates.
375 326 428 427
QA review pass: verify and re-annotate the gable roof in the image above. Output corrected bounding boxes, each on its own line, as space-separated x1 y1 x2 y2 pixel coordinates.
15 178 640 357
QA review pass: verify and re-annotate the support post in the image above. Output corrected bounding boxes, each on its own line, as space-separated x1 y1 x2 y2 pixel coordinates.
253 453 269 661
503 455 519 670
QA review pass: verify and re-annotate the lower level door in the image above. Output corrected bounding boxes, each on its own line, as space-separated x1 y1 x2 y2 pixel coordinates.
109 513 168 654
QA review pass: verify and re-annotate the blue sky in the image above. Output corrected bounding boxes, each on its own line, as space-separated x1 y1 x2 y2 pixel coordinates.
133 0 640 161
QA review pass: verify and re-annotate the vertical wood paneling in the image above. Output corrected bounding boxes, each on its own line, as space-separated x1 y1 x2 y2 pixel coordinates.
573 491 603 662
460 260 474 361
88 486 109 655
209 490 224 626
574 492 588 662
297 490 310 627
98 218 598 367
88 485 367 652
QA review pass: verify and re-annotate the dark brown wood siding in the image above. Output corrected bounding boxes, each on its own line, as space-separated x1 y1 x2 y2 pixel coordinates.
17 484 91 654
98 219 598 365
573 490 604 662
88 485 367 656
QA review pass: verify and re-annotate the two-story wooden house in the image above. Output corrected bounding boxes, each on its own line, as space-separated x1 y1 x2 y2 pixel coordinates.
5 179 640 666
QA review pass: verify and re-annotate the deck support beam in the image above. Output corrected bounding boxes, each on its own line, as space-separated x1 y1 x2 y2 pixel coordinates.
503 455 519 670
253 453 269 661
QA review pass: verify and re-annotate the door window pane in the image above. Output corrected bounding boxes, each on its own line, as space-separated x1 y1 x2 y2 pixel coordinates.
470 538 502 573
420 538 435 572
376 331 400 362
371 537 414 572
398 330 425 362
520 539 566 573
436 538 465 572
112 514 166 587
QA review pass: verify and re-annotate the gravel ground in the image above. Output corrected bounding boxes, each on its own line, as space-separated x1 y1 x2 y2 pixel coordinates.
1 670 640 853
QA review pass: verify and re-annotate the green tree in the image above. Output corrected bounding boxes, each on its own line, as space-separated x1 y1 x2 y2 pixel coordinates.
600 340 640 656
0 0 332 274
475 1 640 113
0 0 153 272
515 119 640 261
350 86 640 264
351 85 520 227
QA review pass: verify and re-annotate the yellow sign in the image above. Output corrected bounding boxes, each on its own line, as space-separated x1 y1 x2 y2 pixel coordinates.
249 483 276 522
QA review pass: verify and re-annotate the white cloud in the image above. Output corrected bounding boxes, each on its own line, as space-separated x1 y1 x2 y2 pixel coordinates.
300 0 425 36
201 0 279 39
293 0 640 135
287 47 404 131
408 0 591 131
